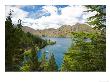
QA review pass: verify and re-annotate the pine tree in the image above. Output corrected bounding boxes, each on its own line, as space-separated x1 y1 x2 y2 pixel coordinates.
5 10 23 71
85 5 106 71
5 10 49 71
61 5 106 71
39 53 49 71
5 10 14 71
48 54 58 71
85 5 106 31
30 45 39 71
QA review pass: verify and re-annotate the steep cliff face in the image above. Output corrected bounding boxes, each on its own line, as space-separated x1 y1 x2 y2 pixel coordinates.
22 23 96 37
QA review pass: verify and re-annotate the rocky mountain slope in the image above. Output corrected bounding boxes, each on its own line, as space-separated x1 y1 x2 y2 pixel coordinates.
22 23 96 37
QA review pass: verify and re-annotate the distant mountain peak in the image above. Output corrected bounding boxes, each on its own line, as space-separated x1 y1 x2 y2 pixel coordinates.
75 23 81 25
22 23 96 37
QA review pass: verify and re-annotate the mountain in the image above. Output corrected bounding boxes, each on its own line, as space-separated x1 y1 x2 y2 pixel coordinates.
22 23 97 37
22 26 37 35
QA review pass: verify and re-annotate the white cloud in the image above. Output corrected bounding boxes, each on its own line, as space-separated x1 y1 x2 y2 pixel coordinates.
61 5 85 17
5 5 29 24
5 5 97 30
32 5 86 29
82 11 97 20
42 6 57 16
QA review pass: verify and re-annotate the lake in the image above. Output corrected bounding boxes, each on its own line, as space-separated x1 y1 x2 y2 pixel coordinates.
37 37 72 69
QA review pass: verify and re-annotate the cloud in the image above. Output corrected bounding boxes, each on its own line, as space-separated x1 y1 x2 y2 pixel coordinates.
82 11 97 20
42 6 58 16
61 5 84 17
5 5 29 24
5 5 97 30
32 5 86 29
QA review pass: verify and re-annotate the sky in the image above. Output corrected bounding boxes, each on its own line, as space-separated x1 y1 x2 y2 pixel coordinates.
5 5 97 30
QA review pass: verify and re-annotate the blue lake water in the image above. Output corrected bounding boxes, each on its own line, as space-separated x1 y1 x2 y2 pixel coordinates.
37 37 72 69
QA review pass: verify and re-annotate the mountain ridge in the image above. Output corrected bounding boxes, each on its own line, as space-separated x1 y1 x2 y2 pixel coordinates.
22 23 96 37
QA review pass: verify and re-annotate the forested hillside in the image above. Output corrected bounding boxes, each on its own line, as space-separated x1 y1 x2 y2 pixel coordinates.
5 11 58 71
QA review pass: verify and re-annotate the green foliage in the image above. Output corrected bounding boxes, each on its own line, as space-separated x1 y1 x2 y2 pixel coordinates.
20 63 31 72
61 32 106 71
61 5 106 71
6 6 106 72
48 54 58 71
39 53 58 71
39 53 49 71
5 10 49 71
85 5 106 31
47 39 56 45
59 34 65 38
21 48 39 72
30 45 39 71
5 10 24 71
